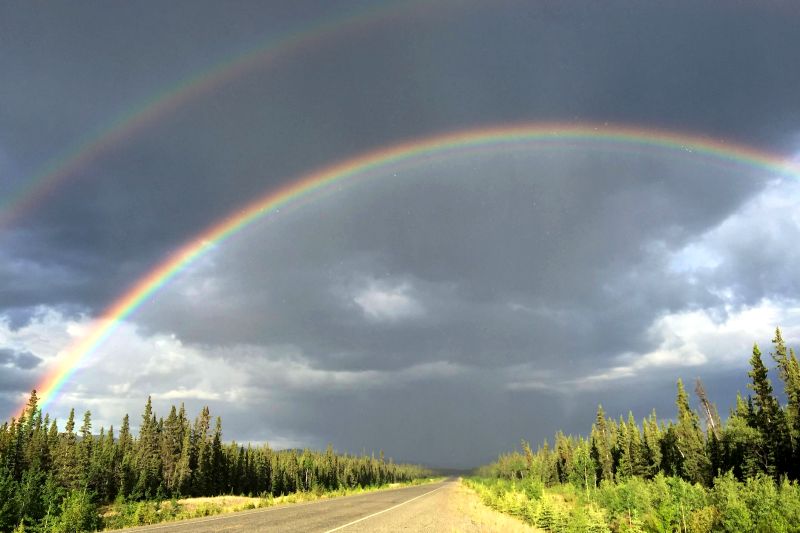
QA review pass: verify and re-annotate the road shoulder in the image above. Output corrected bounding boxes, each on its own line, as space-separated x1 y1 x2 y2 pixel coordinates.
452 478 544 532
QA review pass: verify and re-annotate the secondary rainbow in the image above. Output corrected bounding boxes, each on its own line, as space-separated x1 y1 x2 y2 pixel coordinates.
0 0 427 230
25 123 800 415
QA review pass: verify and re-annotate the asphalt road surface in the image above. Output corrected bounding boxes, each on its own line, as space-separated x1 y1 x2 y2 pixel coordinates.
116 479 458 533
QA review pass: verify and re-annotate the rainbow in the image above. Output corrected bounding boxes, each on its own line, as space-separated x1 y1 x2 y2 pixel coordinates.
0 0 426 230
23 123 800 416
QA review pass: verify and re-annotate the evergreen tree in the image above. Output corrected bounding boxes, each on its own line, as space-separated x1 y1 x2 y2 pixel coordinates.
590 405 614 482
673 379 710 484
641 410 662 478
133 397 161 498
193 406 212 495
116 414 134 497
210 417 225 494
771 328 800 478
626 412 647 477
160 405 183 494
748 343 791 479
54 409 80 491
554 431 573 484
174 428 192 496
78 411 93 490
614 416 633 480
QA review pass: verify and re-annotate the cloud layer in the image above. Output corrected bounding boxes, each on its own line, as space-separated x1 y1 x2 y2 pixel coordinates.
2 1 800 467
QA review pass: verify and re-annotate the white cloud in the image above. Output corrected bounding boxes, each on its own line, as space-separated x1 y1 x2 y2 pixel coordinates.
570 298 800 389
352 280 424 321
666 178 800 293
668 242 722 274
2 305 468 433
0 307 77 365
152 388 222 401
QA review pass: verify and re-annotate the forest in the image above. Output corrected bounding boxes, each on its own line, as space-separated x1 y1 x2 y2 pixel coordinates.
0 394 431 532
469 327 800 532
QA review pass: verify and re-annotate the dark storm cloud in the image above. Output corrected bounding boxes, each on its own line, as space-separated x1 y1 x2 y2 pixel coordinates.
3 0 799 318
3 0 800 466
137 150 766 366
120 147 795 466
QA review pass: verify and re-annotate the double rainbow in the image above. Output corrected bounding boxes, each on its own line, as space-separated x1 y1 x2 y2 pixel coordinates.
23 123 800 415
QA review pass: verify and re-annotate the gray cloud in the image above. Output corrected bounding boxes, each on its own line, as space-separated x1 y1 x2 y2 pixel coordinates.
0 348 43 370
2 1 800 466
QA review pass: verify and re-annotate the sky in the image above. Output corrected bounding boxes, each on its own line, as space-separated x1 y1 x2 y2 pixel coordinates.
2 0 800 469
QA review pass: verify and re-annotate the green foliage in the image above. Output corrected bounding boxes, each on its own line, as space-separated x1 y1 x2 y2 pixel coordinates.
54 489 100 533
472 472 800 533
466 477 611 532
473 329 800 531
0 464 21 532
522 477 544 500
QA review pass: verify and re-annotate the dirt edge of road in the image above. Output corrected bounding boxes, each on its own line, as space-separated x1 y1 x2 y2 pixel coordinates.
451 479 544 532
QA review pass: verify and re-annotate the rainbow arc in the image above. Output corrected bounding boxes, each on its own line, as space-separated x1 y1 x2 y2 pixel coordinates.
23 123 800 415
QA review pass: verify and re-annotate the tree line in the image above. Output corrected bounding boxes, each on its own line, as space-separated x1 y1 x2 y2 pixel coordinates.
0 394 430 531
481 328 800 487
474 328 800 531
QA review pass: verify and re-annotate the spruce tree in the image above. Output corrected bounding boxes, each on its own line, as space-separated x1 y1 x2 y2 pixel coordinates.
673 379 710 484
160 405 183 494
554 431 573 484
641 410 662 478
626 412 647 477
771 328 800 478
78 411 93 489
116 414 134 497
193 406 212 495
748 342 791 478
174 430 192 496
614 416 633 480
210 417 225 494
54 409 80 491
590 405 613 482
134 397 161 498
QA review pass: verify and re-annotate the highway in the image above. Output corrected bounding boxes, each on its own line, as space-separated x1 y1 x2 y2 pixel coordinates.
115 479 458 532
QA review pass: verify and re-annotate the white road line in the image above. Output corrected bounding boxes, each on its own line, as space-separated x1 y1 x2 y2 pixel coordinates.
323 483 447 532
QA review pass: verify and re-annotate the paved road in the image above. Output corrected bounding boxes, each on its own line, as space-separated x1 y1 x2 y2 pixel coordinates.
116 479 454 533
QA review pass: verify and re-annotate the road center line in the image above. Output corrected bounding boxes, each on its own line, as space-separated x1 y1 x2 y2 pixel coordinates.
323 483 447 532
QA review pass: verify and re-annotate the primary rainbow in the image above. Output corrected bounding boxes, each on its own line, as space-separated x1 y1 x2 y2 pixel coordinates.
25 123 800 415
0 0 425 230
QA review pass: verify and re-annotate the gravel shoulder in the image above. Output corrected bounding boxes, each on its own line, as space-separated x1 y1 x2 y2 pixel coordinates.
338 478 543 532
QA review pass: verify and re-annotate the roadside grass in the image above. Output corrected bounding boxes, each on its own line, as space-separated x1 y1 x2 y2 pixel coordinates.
101 477 443 530
454 478 545 532
465 474 800 532
463 477 611 533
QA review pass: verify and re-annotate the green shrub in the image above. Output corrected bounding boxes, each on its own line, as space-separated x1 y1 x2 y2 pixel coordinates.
54 490 100 533
522 477 544 500
777 479 800 532
711 472 752 532
595 477 651 529
739 474 791 532
687 506 716 533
